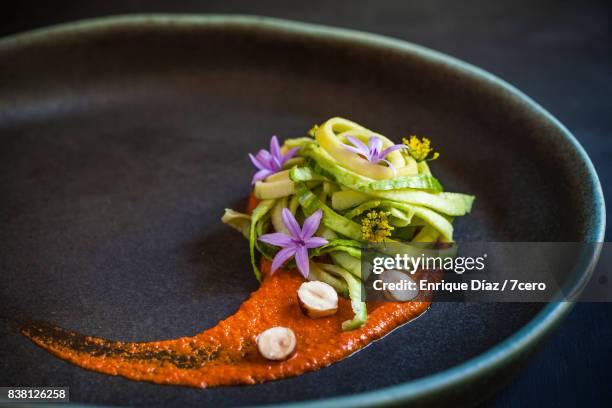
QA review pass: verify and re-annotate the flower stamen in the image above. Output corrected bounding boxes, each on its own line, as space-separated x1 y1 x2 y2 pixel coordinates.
402 135 439 162
361 210 394 243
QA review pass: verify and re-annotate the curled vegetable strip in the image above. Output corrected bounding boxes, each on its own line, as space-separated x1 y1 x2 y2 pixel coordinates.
221 209 251 238
249 200 275 281
315 117 418 179
316 262 367 330
289 151 444 192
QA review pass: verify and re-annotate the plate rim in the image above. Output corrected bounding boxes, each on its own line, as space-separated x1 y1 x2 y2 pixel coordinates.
0 14 606 408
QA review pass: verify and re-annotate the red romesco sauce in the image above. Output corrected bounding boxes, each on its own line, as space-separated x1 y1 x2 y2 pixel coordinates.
21 193 430 388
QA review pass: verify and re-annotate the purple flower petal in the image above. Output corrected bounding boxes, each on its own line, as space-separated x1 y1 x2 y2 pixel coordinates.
252 169 273 184
303 237 328 249
345 135 369 155
294 246 310 278
271 247 297 274
248 153 266 170
280 146 300 165
270 135 281 160
272 155 283 170
258 232 293 247
368 137 383 155
381 144 408 158
301 209 323 239
256 149 276 170
342 143 366 156
281 208 302 239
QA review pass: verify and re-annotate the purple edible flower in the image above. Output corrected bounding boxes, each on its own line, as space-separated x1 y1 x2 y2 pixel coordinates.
342 135 408 175
258 209 328 278
249 136 299 184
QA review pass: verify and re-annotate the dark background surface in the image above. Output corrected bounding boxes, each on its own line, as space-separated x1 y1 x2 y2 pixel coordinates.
0 1 610 407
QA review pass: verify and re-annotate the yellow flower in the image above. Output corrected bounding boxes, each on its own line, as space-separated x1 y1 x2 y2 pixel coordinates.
402 135 439 162
361 210 394 243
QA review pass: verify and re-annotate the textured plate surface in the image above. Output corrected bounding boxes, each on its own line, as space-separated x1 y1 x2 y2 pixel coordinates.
0 15 605 407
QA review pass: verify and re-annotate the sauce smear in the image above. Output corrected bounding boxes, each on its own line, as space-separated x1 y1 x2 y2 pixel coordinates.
22 267 428 387
21 194 429 387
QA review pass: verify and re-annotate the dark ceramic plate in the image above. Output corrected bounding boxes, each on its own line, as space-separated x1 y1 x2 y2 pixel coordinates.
0 15 605 408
